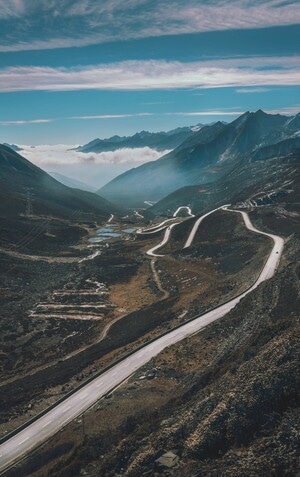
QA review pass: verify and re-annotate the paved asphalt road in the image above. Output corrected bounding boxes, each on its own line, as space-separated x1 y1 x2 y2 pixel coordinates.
184 204 230 248
0 206 284 474
173 206 195 217
146 223 178 257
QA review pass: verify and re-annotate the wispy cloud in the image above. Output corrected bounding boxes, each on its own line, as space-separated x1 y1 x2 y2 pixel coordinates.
0 0 299 51
1 106 298 129
0 0 25 19
236 87 272 93
0 114 153 126
167 111 244 116
168 106 299 117
0 57 298 92
0 118 53 125
70 113 153 120
265 105 300 115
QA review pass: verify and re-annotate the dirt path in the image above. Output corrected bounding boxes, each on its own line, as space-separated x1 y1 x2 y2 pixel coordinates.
0 247 79 263
150 258 170 299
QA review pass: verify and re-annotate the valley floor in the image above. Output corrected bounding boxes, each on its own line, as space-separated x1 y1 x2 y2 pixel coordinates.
0 203 299 477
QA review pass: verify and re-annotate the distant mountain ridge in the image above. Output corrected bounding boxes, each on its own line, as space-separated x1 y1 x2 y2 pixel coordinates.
48 171 96 192
2 143 22 152
75 125 202 153
97 110 300 207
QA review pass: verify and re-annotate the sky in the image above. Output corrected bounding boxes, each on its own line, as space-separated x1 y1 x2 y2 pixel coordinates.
0 0 299 185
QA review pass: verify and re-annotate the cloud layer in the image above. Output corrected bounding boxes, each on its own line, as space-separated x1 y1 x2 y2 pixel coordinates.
0 57 299 92
19 144 169 167
0 0 299 51
18 143 170 188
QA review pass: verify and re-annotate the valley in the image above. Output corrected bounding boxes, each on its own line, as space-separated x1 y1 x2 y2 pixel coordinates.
0 198 296 477
0 111 299 477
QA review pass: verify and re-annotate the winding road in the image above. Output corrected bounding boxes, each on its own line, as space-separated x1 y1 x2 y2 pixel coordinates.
138 204 194 256
173 206 195 218
146 223 178 257
0 205 284 475
184 204 230 248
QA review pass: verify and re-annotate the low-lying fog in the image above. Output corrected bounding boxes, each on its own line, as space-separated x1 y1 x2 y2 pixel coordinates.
19 144 171 189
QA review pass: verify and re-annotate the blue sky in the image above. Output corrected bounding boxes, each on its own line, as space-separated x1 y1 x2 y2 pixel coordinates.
0 0 299 145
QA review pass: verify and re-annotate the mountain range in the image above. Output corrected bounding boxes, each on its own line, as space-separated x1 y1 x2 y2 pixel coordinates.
75 126 200 153
97 110 300 207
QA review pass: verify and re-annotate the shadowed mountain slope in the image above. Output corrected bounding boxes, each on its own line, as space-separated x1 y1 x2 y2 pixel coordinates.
0 144 122 220
146 141 300 218
98 111 299 207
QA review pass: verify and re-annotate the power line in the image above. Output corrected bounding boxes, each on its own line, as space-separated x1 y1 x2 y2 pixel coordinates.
25 189 33 217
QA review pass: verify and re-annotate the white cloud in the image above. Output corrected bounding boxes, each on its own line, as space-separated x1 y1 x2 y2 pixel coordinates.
0 0 299 51
170 106 299 117
19 144 169 167
0 118 53 125
0 0 25 19
236 87 272 93
1 106 298 131
77 147 170 165
265 105 300 115
167 110 244 116
0 113 153 127
0 57 299 92
70 113 152 120
17 143 171 188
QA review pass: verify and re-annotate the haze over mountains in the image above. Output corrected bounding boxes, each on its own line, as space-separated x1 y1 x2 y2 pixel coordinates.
98 110 300 207
0 144 121 221
48 171 96 192
2 110 299 219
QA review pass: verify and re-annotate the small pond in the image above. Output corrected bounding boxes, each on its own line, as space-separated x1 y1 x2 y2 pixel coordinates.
89 227 121 243
88 226 137 243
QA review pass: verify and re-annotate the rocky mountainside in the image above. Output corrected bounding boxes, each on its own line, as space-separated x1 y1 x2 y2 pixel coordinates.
98 110 300 207
147 141 300 217
75 126 198 153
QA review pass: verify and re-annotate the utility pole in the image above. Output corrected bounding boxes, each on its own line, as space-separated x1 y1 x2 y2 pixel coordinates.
25 189 33 217
82 413 85 436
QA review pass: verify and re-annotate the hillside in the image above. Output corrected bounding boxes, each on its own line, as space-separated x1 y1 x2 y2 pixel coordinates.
47 172 96 192
146 140 300 218
0 144 121 220
98 111 300 207
6 168 299 477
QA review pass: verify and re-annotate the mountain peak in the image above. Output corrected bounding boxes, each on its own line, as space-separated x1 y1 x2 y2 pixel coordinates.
253 109 268 117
